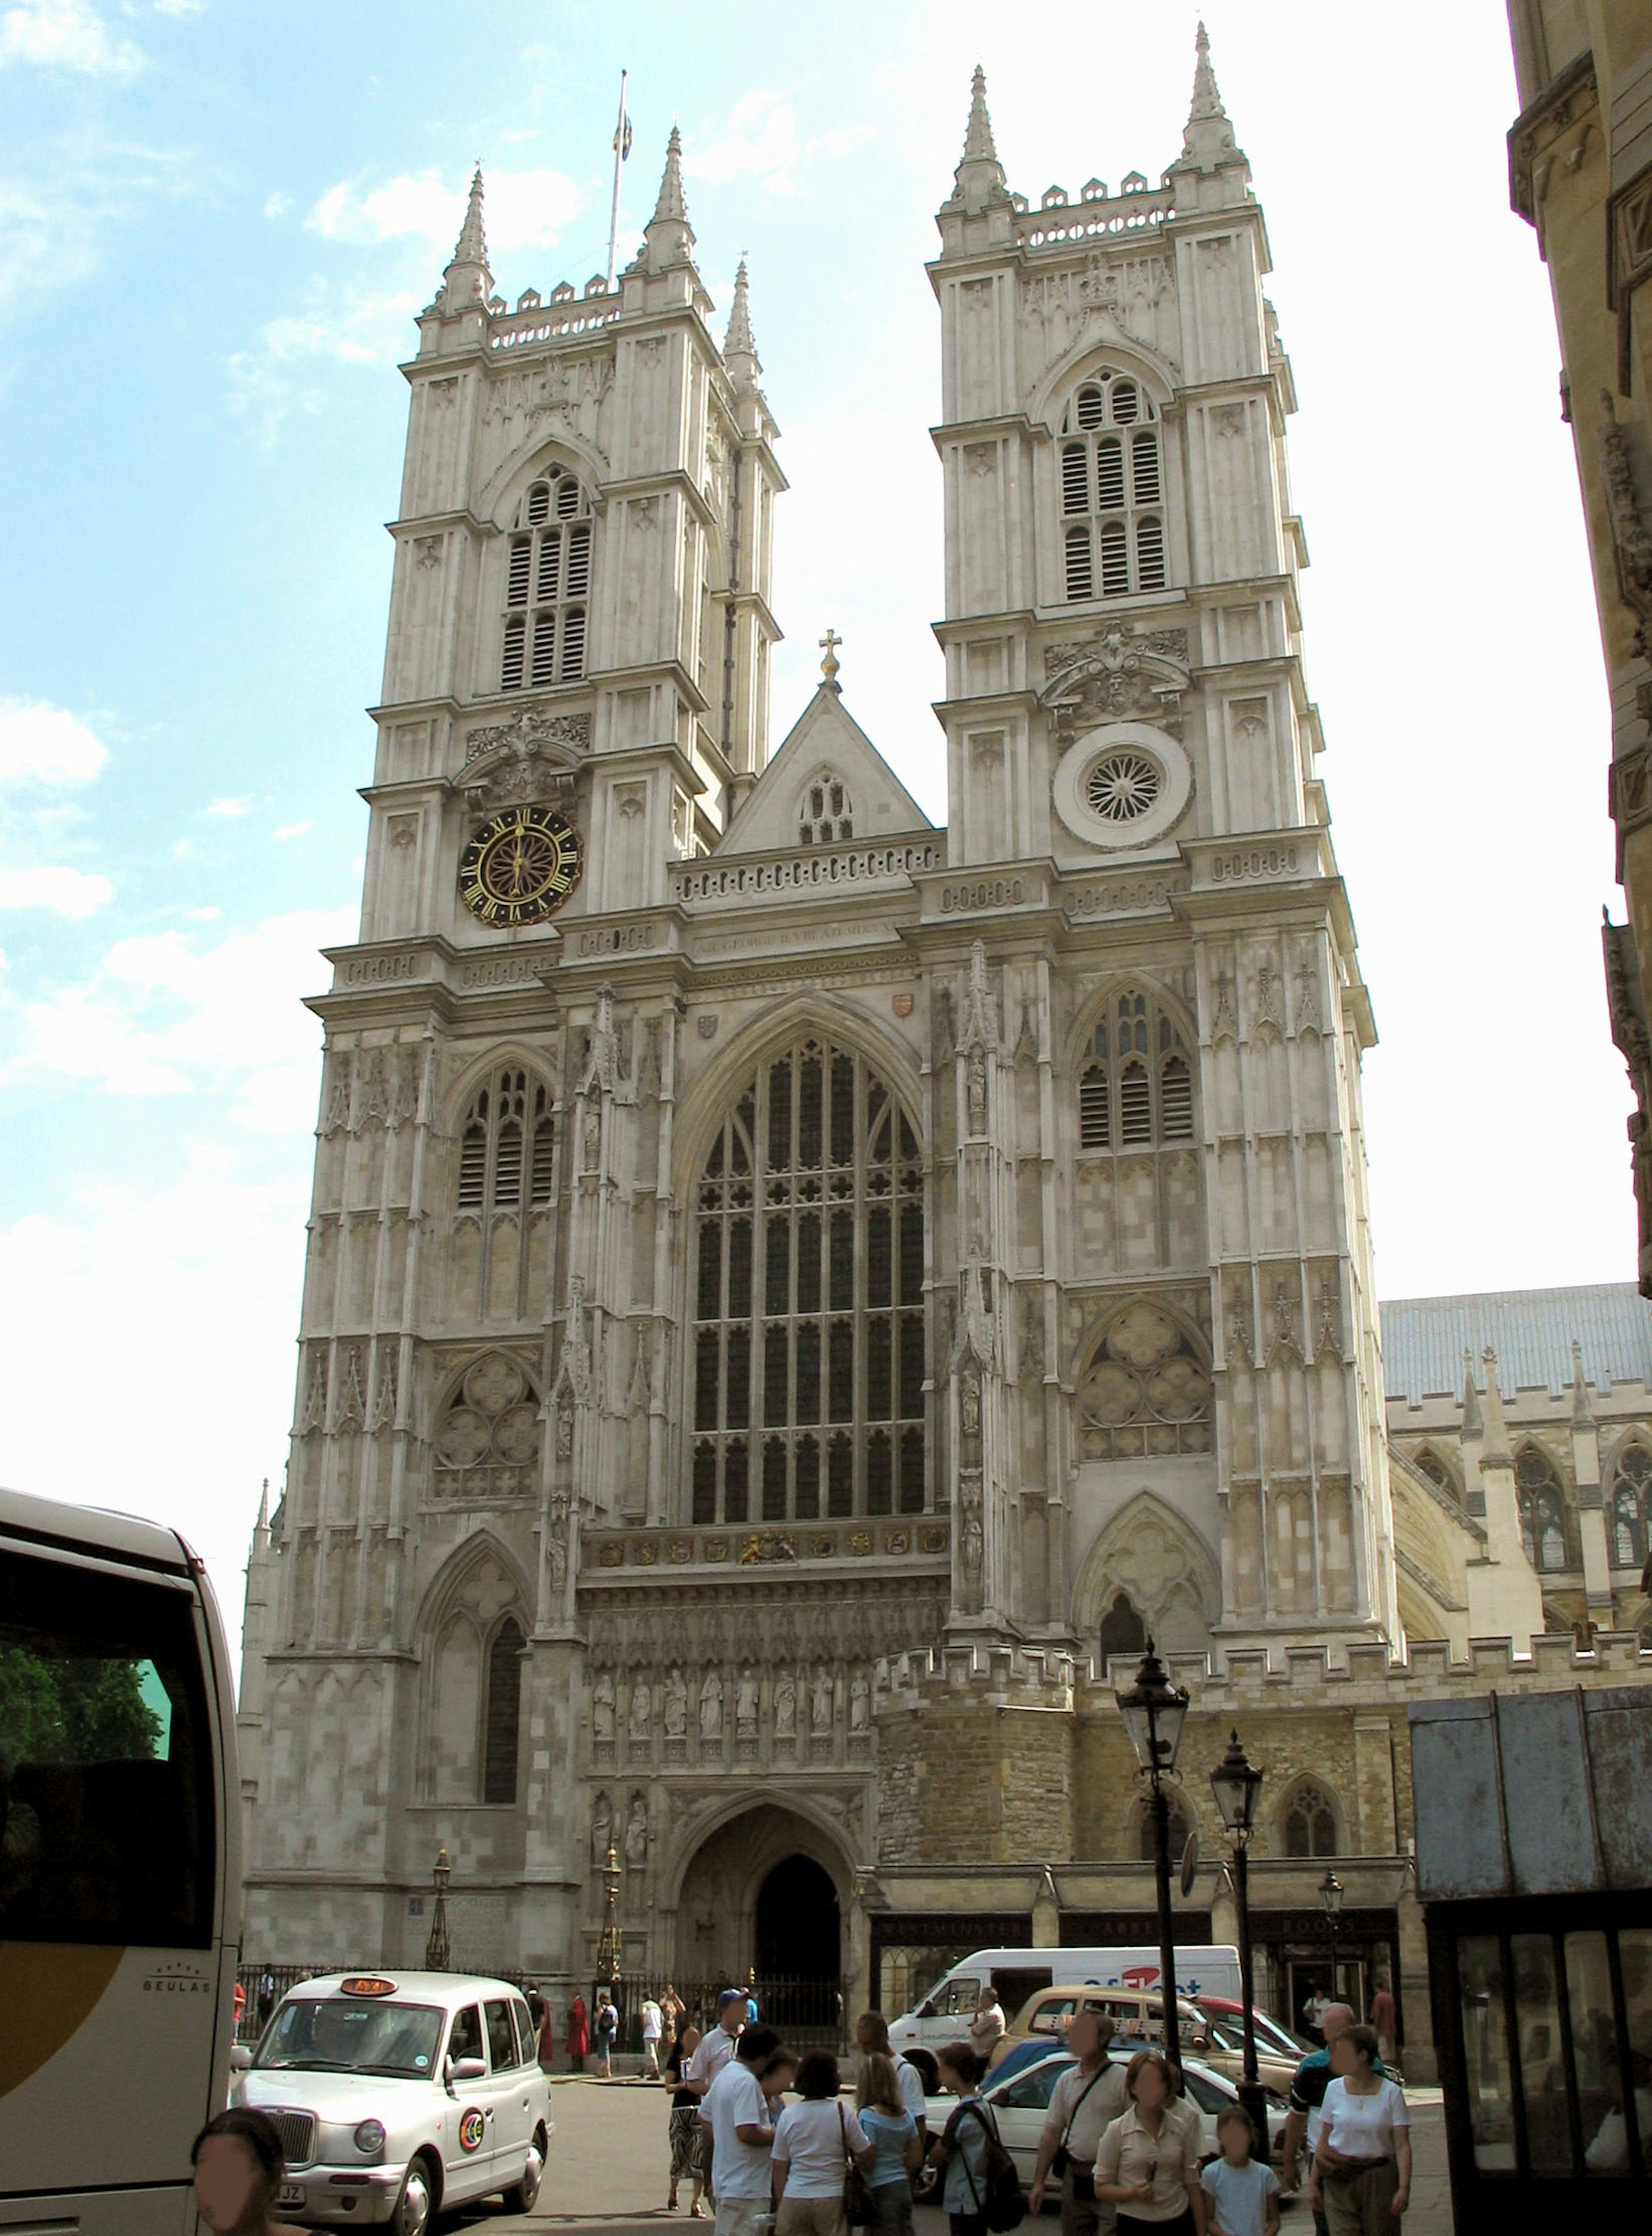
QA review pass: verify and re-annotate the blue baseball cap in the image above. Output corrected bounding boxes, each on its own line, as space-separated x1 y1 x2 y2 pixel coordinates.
718 1988 745 2010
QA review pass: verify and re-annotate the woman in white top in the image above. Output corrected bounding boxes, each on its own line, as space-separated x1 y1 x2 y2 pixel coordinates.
1308 2024 1410 2235
771 2048 874 2236
966 1986 1005 2066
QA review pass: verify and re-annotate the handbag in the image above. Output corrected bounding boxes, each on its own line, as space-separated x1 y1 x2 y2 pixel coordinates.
1051 2066 1106 2180
840 2103 874 2227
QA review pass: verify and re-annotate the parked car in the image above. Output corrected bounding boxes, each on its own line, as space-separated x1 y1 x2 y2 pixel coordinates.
1191 1996 1310 2095
989 1983 1214 2070
919 2045 1287 2200
229 1970 552 2231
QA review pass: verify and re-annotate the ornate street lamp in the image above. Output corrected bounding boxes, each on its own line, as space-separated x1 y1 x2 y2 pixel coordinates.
1117 1638 1191 2066
1320 1868 1345 2014
595 1841 623 1997
425 1846 452 1972
1209 1729 1267 2143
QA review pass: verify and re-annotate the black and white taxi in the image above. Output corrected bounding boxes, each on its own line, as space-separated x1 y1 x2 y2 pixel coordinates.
230 1970 552 2232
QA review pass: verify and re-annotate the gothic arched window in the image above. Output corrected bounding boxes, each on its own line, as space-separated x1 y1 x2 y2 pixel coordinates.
1077 1304 1211 1459
1059 372 1167 602
482 1616 525 1803
458 1069 555 1217
1609 1444 1652 1569
432 1354 543 1501
1515 1447 1569 1572
501 465 592 690
1282 1782 1339 1858
1100 1591 1147 1663
1079 991 1195 1152
1412 1446 1459 1500
690 1036 926 1524
799 773 854 846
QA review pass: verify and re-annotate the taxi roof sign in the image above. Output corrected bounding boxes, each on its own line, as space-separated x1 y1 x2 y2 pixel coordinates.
340 1975 398 1997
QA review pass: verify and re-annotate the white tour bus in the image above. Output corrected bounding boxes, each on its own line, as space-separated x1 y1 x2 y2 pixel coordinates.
0 1485 241 2235
887 1943 1243 2053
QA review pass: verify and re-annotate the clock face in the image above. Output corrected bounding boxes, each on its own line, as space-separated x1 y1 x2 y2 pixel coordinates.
458 805 583 928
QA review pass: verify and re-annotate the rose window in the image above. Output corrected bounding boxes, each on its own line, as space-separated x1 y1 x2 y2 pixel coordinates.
1085 750 1161 823
1078 1305 1211 1458
433 1353 542 1499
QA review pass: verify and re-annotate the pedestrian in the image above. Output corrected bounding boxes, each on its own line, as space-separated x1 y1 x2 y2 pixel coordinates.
966 1985 1005 2069
1301 1990 1331 2044
595 1987 621 2078
761 2045 801 2117
643 1992 665 2075
854 2011 928 2147
1279 2003 1385 2226
1093 2048 1203 2236
926 2041 996 2236
524 1980 547 2045
1028 2011 1127 2236
771 2048 875 2236
233 1981 247 2039
746 1986 761 2026
567 1991 589 2073
538 1993 558 2072
1307 2025 1409 2235
1368 1986 1396 2072
688 1989 749 2097
855 2050 923 2236
700 2024 782 2236
667 2020 709 2217
257 1971 276 2029
1200 2106 1279 2236
191 2108 305 2236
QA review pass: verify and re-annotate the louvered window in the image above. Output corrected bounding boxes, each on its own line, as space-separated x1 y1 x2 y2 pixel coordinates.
690 1038 927 1523
799 773 854 846
1077 991 1196 1153
456 1069 555 1223
500 466 593 690
1058 370 1168 602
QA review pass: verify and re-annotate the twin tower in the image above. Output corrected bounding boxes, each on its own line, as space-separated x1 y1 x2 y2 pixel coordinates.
238 34 1401 1981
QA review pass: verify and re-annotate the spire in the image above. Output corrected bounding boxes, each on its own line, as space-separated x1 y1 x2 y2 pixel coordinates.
948 63 1009 215
1571 1337 1597 1424
641 125 695 270
1460 1350 1484 1439
436 164 492 313
1173 20 1245 187
1479 1348 1514 1469
723 257 761 389
256 1476 269 1531
1189 20 1225 121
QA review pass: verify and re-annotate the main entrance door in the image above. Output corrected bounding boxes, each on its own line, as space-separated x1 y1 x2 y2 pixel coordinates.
675 1805 846 2042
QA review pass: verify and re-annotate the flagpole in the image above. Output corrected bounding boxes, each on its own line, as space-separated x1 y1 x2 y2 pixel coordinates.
605 68 629 292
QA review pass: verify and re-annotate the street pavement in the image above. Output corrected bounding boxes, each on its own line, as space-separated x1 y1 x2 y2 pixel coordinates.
437 2072 1455 2236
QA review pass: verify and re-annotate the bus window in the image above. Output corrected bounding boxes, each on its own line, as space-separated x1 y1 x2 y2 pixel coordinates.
0 1547 214 1948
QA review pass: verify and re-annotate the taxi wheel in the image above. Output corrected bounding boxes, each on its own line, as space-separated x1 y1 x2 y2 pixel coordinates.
393 2156 436 2235
505 2134 545 2212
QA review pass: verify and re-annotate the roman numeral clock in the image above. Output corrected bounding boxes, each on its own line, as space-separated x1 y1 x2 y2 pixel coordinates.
458 803 583 930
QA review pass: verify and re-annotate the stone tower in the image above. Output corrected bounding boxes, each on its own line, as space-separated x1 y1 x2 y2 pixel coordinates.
240 37 1401 1990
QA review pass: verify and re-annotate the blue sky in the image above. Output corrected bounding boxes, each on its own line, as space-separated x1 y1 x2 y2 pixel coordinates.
0 0 1626 1649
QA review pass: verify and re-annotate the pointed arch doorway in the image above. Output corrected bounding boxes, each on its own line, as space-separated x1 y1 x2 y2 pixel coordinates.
674 1802 846 2041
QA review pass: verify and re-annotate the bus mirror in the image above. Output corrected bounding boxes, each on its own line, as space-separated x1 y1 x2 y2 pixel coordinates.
229 2045 252 2071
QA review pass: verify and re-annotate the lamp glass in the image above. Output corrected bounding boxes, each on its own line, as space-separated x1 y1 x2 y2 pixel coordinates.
1320 1870 1345 1918
1210 1737 1263 1835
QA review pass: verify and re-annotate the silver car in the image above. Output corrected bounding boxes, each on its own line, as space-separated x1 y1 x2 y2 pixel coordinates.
229 1970 552 2231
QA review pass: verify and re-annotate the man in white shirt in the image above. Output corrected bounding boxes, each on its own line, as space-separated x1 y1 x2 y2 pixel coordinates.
967 1985 1006 2066
1028 2015 1126 2236
699 2026 780 2236
641 1996 663 2075
687 1990 748 2097
854 2010 928 2142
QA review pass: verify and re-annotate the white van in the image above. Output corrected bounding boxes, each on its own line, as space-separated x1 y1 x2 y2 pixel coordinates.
887 1946 1243 2054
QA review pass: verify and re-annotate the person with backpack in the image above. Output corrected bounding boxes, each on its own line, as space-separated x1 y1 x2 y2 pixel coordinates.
927 2042 1023 2236
594 1988 621 2079
1028 2013 1126 2236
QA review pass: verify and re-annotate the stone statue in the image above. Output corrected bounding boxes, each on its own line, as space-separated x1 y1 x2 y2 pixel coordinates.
625 1792 648 1868
700 1669 723 1741
592 1673 616 1742
968 1047 987 1131
960 1374 981 1439
583 1105 601 1167
774 1672 797 1737
811 1668 833 1734
628 1679 651 1740
664 1669 687 1739
555 1399 574 1461
591 1791 612 1866
850 1674 870 1733
548 1533 568 1589
736 1668 759 1737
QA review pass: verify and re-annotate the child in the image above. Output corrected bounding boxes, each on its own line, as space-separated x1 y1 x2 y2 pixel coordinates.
1200 2106 1280 2236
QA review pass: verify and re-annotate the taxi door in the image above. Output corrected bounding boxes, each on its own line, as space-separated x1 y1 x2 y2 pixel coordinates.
443 2001 508 2198
483 1996 534 2183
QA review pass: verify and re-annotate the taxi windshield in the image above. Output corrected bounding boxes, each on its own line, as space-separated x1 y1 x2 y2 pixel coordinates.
256 1997 445 2078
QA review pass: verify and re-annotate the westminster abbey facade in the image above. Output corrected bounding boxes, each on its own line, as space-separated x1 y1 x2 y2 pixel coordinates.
236 35 1652 2075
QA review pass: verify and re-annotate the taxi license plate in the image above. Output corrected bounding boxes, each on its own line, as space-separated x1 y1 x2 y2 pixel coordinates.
278 2184 305 2206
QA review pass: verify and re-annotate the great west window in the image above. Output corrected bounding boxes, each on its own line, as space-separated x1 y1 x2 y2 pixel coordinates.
691 1038 927 1522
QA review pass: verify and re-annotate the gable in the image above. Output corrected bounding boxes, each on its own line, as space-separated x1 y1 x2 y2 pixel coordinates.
716 684 935 856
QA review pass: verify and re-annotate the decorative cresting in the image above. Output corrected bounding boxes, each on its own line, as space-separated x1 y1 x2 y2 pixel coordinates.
1077 1304 1211 1459
431 1352 543 1501
690 1035 926 1525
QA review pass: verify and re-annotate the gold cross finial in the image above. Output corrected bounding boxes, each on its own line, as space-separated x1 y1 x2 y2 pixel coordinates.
819 627 842 683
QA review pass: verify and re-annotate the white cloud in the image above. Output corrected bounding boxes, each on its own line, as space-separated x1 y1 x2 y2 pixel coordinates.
264 190 292 219
153 0 205 14
0 0 141 74
304 164 579 255
0 865 112 916
203 794 251 818
224 352 325 447
0 698 108 788
273 819 312 841
259 286 419 368
687 90 872 197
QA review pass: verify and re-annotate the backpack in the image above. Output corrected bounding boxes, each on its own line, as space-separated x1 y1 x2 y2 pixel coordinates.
955 2101 1025 2233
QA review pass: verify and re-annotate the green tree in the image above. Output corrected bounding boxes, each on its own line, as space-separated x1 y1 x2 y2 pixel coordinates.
0 1646 161 1771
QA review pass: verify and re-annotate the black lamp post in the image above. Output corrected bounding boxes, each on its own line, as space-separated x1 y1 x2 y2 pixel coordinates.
1209 1728 1267 2144
1320 1868 1345 2012
1117 1637 1190 2067
425 1846 452 1971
